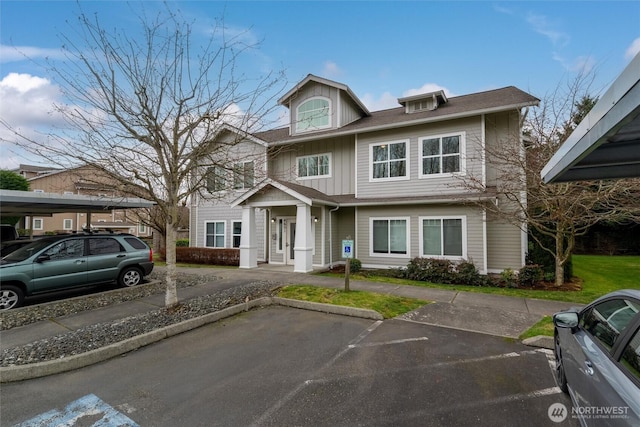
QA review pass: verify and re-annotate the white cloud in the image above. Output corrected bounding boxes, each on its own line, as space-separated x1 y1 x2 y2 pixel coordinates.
322 61 343 79
0 73 69 169
402 83 455 98
551 53 596 73
526 13 570 47
361 91 398 111
360 83 455 112
625 37 640 61
0 44 65 64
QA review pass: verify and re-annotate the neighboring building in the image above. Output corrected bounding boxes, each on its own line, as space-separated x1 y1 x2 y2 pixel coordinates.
191 75 539 273
13 164 153 238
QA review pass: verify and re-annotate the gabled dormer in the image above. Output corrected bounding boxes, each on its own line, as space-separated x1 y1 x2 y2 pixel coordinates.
397 90 448 114
278 74 370 136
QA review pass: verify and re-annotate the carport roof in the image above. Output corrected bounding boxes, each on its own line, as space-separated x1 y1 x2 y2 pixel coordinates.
541 53 640 183
0 189 155 216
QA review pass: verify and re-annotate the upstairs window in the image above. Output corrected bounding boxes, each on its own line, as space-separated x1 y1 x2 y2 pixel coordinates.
206 166 226 192
296 97 330 132
233 161 254 190
297 153 331 179
420 133 464 177
371 140 408 181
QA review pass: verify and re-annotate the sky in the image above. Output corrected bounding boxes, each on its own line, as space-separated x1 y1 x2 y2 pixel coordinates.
0 1 639 170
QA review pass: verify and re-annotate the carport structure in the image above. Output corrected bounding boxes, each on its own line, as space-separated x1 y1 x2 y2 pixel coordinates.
0 189 155 234
542 53 640 183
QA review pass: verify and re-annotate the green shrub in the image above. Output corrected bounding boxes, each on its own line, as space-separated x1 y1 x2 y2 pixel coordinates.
349 258 362 273
404 257 455 283
455 261 491 286
176 239 190 247
518 264 544 287
500 268 518 288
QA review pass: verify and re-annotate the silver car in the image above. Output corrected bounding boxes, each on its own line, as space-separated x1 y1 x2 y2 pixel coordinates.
553 290 640 426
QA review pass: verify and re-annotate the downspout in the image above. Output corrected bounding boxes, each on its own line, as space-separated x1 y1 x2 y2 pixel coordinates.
329 205 340 269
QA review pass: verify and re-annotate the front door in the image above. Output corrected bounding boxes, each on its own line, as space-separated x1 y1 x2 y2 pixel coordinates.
286 220 296 265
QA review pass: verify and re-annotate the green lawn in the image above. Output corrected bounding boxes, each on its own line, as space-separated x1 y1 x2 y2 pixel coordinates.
277 285 428 319
313 255 639 339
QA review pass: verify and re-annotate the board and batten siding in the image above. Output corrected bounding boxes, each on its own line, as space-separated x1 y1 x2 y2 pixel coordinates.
485 197 526 272
269 135 356 195
355 204 485 272
356 117 484 198
484 111 522 187
289 81 363 133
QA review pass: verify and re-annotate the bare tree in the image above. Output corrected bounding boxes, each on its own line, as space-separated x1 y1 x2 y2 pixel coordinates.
458 74 640 286
2 4 286 306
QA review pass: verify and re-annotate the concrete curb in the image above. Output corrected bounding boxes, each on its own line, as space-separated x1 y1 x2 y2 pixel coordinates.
521 335 554 350
0 297 382 383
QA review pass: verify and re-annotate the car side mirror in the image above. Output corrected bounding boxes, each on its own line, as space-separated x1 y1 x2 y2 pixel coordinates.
35 254 51 263
553 311 579 332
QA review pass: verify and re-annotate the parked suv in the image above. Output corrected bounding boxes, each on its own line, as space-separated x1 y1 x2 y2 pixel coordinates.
0 233 154 310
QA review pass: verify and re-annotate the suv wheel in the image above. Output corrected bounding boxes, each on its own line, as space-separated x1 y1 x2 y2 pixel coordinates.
118 266 143 287
0 285 24 310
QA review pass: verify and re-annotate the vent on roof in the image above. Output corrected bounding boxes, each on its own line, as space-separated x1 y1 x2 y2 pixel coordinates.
398 90 448 114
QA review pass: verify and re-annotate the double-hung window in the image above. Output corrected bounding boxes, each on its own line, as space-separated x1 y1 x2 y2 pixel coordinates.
232 221 242 248
296 97 330 132
63 219 73 230
233 161 254 190
420 216 466 259
371 217 409 256
297 153 331 179
206 166 226 192
205 221 225 248
420 133 464 177
371 140 408 181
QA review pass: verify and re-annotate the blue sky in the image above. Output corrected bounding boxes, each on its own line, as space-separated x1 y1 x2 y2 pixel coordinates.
1 1 639 169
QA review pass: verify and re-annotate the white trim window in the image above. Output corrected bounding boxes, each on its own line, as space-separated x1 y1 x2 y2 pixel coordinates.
138 223 147 234
233 161 255 190
232 221 242 248
63 219 73 230
370 140 409 181
420 132 465 177
419 216 466 259
296 97 331 132
276 218 284 254
205 221 225 248
206 166 226 192
370 217 409 257
297 153 331 179
33 218 44 230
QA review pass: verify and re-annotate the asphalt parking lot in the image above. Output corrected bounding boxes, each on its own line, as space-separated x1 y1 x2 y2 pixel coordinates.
1 306 577 426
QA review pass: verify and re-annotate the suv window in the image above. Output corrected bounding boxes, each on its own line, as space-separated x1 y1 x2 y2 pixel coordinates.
89 238 124 255
43 239 85 260
581 298 640 350
125 237 147 250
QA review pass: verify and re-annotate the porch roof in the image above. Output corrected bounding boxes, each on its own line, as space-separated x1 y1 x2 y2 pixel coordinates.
231 179 497 208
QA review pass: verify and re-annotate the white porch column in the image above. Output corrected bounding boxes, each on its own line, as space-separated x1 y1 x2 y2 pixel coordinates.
239 206 258 269
294 203 313 273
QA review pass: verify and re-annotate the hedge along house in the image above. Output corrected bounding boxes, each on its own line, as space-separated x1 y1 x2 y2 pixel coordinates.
191 75 539 273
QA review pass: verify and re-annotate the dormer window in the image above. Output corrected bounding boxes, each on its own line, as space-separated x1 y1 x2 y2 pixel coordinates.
296 97 331 132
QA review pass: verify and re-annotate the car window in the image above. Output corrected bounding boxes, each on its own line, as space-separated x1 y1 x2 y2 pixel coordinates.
581 298 640 350
621 328 640 382
3 239 56 262
89 238 124 255
124 237 147 250
43 239 85 260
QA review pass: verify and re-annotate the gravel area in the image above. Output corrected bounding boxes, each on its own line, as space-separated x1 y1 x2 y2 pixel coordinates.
0 272 281 367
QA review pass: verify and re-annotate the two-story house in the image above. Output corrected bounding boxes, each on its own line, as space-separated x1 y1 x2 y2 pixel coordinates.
14 164 153 238
191 75 539 274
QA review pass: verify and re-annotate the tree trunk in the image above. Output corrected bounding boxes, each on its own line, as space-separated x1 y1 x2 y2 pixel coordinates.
164 220 178 307
555 231 565 287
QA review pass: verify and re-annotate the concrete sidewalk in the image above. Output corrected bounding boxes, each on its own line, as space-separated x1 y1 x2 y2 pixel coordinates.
0 265 583 381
